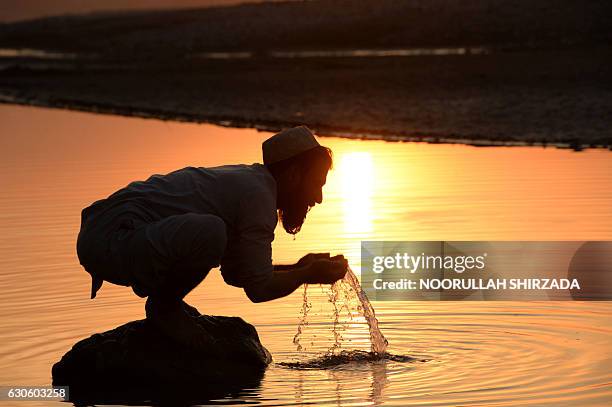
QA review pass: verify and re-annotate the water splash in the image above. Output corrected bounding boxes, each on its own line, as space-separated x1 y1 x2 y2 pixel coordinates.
293 267 388 355
279 350 415 369
344 268 389 354
292 284 311 352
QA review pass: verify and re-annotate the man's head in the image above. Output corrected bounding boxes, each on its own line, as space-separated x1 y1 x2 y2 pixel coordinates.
263 126 333 235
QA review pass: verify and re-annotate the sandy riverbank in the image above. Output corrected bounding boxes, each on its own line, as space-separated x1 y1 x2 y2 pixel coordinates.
0 0 610 149
2 47 610 150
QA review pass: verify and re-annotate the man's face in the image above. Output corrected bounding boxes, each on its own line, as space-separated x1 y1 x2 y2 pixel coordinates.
303 165 327 207
278 165 328 234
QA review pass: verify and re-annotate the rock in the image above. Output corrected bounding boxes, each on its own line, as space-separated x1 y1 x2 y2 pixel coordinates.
52 309 272 404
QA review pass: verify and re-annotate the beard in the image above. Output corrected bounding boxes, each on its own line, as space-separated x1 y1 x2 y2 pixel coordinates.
278 195 311 235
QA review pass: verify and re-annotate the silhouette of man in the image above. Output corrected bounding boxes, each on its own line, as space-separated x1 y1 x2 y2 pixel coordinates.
76 126 347 347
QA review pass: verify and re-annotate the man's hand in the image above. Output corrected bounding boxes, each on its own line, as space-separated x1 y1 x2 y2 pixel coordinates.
296 252 330 267
245 254 348 303
304 254 348 284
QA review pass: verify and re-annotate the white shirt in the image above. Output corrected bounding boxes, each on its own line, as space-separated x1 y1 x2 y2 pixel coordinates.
83 163 278 289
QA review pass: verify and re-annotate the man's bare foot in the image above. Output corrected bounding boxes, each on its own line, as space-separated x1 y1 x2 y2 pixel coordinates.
146 297 209 349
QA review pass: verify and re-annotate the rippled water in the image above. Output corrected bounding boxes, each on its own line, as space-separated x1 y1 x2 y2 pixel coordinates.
1 105 611 405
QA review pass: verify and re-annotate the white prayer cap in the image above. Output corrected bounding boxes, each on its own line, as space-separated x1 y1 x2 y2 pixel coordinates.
262 126 320 165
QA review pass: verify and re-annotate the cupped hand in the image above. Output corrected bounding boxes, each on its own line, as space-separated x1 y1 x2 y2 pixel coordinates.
296 252 330 267
305 255 348 284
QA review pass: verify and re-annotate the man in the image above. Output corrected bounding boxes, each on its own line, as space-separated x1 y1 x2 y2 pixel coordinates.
76 126 348 348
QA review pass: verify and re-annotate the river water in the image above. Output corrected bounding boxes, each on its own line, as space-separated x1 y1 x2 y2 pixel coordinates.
1 105 611 405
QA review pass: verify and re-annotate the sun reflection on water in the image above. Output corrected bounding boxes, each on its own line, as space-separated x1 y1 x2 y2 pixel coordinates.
338 152 374 237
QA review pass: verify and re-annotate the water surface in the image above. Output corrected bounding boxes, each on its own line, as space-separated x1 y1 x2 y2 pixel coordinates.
0 105 611 405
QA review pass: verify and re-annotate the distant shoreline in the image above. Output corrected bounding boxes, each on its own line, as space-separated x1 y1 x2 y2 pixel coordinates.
1 1 609 57
1 48 610 151
1 0 610 150
1 88 608 151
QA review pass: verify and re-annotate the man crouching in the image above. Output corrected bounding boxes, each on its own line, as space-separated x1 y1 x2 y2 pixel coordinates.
76 126 347 348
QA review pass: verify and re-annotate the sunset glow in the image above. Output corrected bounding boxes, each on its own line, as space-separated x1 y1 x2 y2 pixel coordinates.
339 152 374 236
